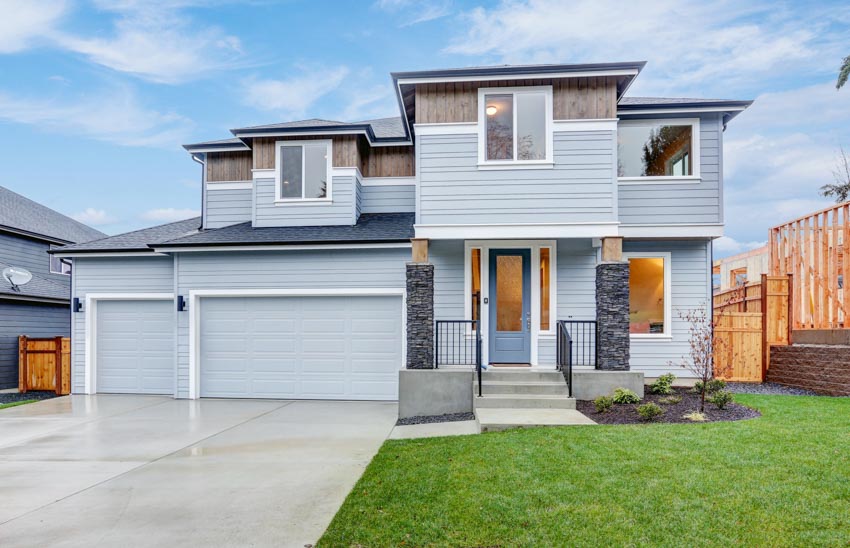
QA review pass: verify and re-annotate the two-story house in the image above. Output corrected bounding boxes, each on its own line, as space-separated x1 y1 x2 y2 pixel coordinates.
53 62 750 418
0 186 105 389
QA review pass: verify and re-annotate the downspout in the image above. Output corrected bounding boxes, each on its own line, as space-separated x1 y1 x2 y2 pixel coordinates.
191 153 206 230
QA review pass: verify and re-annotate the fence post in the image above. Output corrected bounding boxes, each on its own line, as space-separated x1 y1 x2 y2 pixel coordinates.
18 335 27 393
761 274 768 380
54 336 62 395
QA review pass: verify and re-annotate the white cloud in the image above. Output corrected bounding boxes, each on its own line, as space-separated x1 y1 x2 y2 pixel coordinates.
0 86 193 148
140 208 200 222
72 208 117 226
375 0 453 26
54 2 244 84
242 67 350 117
0 0 67 53
713 236 766 257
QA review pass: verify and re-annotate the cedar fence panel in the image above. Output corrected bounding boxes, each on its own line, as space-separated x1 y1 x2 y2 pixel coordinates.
714 312 763 382
18 336 71 395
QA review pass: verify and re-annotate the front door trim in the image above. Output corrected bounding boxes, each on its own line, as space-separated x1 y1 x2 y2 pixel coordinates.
464 240 557 367
488 249 531 363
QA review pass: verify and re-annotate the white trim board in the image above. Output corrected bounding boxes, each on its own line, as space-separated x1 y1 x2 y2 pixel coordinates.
477 85 554 168
83 293 175 395
414 123 477 136
274 139 334 204
151 243 413 253
53 251 171 258
396 68 639 86
187 288 407 400
361 176 416 187
617 117 701 180
622 251 672 340
206 181 252 190
234 128 412 147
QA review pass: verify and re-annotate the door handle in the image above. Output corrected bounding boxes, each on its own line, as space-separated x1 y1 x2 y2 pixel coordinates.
526 312 531 329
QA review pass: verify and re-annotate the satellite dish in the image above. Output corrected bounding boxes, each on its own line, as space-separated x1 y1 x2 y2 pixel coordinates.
3 267 32 291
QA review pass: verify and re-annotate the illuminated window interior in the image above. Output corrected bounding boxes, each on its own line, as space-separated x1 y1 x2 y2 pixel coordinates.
628 257 665 334
540 248 550 330
470 249 481 322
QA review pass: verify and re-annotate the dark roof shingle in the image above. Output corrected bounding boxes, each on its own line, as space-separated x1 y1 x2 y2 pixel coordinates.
0 260 69 302
0 187 106 244
52 217 202 254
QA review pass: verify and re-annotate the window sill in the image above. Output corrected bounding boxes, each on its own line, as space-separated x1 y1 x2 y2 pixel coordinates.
477 162 554 171
273 198 333 206
618 176 701 184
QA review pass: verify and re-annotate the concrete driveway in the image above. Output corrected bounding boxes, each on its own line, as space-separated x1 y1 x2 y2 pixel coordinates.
0 395 397 547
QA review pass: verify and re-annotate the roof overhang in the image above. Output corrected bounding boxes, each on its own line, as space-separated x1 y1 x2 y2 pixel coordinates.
150 241 412 253
49 249 167 258
0 224 73 245
0 293 69 305
617 100 753 124
230 126 411 147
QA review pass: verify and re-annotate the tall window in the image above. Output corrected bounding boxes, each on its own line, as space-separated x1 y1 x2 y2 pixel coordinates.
470 248 481 323
539 247 550 330
627 255 668 336
481 87 550 164
618 120 698 178
276 141 331 201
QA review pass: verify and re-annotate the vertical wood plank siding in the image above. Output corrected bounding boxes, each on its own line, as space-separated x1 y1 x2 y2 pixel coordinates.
414 77 618 123
617 113 723 225
206 151 252 182
361 145 415 177
70 257 175 393
252 136 361 170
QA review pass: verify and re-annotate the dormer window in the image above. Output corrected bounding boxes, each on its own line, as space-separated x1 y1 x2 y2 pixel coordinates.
617 119 700 181
274 140 332 202
478 86 553 168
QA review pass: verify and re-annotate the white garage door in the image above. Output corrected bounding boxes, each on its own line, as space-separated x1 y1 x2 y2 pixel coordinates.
199 295 403 400
96 300 175 394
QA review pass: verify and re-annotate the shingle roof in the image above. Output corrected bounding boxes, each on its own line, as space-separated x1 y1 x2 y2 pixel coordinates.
0 187 106 244
52 217 201 254
154 213 415 248
0 260 69 302
182 137 250 151
233 118 346 132
227 117 409 143
354 117 406 139
619 96 753 108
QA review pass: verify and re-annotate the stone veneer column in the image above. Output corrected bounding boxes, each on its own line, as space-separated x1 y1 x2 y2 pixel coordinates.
596 261 630 370
406 263 434 369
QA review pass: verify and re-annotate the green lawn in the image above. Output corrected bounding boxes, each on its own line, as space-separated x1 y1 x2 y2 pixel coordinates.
320 395 850 547
0 399 37 410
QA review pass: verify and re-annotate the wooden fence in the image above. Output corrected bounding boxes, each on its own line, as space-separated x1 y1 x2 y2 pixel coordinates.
18 336 71 395
713 275 790 382
769 202 848 329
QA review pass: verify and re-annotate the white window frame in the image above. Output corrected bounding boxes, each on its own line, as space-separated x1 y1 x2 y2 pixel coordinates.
49 246 71 275
274 139 333 203
464 240 558 366
623 251 672 339
617 118 700 183
477 86 554 169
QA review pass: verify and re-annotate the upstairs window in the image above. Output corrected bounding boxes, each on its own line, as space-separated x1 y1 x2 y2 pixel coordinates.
618 119 700 180
275 140 332 202
49 247 71 275
479 87 552 166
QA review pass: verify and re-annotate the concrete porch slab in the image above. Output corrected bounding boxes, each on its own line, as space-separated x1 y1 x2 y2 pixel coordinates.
475 408 597 432
389 420 479 439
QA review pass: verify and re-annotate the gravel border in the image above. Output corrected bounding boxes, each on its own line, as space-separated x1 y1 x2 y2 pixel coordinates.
0 391 58 404
396 412 476 426
726 382 820 396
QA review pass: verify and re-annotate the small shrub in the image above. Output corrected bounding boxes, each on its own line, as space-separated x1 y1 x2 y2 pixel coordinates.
637 402 664 421
690 380 704 394
658 394 683 405
709 390 734 409
594 395 614 413
706 379 727 393
650 373 677 395
613 388 640 404
683 411 707 422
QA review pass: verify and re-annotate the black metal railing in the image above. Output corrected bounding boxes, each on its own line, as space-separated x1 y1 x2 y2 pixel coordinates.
556 320 598 398
435 320 482 396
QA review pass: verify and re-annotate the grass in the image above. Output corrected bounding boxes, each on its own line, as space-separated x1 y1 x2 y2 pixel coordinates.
319 395 850 547
0 399 37 410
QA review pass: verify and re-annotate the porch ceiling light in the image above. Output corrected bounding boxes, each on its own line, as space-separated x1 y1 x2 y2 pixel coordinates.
486 105 498 116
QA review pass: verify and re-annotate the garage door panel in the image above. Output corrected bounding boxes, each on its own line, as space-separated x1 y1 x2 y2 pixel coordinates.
96 300 174 395
200 295 401 400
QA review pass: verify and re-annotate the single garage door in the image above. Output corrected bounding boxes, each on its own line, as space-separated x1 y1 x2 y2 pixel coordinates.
96 300 175 394
200 295 402 400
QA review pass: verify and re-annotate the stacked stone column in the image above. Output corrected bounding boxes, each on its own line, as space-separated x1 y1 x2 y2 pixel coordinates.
596 237 630 370
406 239 434 369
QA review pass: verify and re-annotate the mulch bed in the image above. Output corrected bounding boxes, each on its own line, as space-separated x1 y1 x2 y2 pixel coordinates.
576 387 760 424
0 391 58 404
396 412 476 426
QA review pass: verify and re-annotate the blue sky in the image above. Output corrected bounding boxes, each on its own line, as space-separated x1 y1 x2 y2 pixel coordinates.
0 0 848 257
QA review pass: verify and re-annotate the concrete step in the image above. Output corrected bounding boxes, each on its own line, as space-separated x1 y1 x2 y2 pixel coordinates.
478 381 569 396
480 370 564 383
473 394 576 409
475 408 596 432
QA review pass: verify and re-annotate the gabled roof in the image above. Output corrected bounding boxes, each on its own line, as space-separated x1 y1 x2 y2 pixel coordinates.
51 217 201 254
0 186 106 244
153 213 415 249
0 260 69 303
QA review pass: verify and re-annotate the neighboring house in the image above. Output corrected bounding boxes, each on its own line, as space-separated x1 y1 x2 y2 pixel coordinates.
0 187 105 389
713 245 768 292
52 61 751 409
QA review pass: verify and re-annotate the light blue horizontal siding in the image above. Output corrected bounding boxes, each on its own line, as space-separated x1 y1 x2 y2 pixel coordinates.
254 176 357 227
418 131 616 224
71 256 175 393
625 239 712 378
618 113 723 225
0 302 69 389
174 248 409 398
205 185 252 229
361 185 415 213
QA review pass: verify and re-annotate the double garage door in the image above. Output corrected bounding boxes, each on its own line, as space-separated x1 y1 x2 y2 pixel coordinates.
95 296 402 400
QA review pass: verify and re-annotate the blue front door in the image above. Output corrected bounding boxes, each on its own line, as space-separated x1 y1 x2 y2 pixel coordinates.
488 249 531 364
